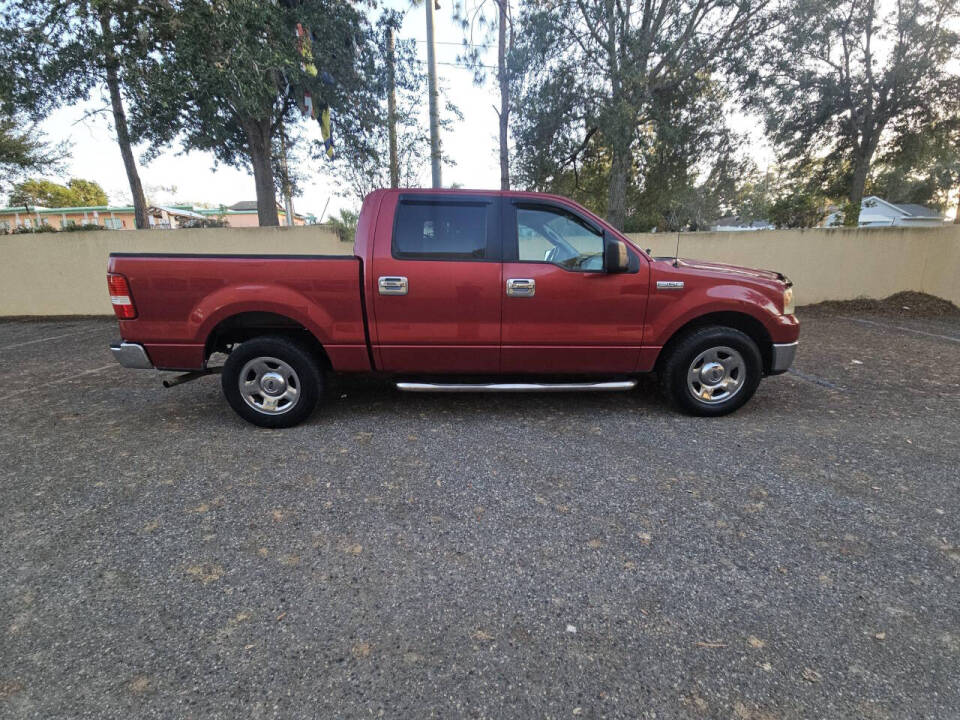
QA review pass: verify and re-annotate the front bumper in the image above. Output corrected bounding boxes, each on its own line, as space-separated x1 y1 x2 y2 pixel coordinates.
769 341 798 374
110 341 154 369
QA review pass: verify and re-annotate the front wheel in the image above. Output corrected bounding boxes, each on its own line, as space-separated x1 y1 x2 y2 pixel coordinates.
660 326 762 416
221 336 322 428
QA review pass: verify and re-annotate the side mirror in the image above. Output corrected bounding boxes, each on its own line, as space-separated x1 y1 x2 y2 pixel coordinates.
603 233 630 273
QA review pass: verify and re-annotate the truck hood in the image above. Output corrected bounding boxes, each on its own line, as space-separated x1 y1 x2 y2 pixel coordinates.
661 258 787 284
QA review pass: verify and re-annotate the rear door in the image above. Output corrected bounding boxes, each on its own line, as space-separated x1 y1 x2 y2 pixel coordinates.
370 193 502 373
500 199 649 374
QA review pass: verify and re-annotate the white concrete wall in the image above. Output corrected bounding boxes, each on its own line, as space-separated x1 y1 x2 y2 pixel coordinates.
0 224 957 316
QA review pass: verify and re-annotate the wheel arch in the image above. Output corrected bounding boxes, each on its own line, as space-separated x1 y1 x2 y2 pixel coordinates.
204 311 332 371
654 311 774 374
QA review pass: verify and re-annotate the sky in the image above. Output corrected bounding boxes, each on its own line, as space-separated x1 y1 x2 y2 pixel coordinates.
36 1 774 220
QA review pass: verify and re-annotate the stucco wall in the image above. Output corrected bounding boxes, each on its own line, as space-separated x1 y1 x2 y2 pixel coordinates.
0 225 350 316
0 224 957 316
626 225 960 307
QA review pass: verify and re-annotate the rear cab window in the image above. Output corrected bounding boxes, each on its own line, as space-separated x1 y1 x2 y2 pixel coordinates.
392 195 500 262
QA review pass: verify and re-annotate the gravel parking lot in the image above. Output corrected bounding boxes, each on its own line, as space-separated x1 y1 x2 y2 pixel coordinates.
2 303 959 719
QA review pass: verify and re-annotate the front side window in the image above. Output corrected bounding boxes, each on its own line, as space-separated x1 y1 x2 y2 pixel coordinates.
393 201 488 260
517 206 604 271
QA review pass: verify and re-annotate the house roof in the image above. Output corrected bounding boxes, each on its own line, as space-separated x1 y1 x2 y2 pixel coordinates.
714 215 774 228
228 200 260 211
150 205 207 220
889 202 942 219
862 196 943 220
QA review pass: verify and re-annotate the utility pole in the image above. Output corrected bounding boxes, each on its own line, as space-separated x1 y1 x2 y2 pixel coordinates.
425 0 442 188
496 0 510 190
386 27 399 189
278 122 295 226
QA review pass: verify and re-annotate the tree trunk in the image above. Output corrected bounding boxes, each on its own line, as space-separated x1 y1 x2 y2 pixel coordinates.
497 0 510 190
99 13 149 230
955 181 960 224
844 156 870 227
845 131 881 228
243 118 280 227
606 144 630 230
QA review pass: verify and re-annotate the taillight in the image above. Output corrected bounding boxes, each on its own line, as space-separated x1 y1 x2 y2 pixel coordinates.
107 273 137 319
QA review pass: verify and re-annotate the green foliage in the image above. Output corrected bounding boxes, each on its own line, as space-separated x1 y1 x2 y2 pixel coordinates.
327 208 359 244
66 178 109 206
746 0 960 224
9 222 57 234
322 12 450 203
0 115 63 191
509 0 771 229
59 223 105 232
8 178 108 207
179 217 227 229
513 67 754 231
1 1 165 227
125 0 386 225
869 114 960 212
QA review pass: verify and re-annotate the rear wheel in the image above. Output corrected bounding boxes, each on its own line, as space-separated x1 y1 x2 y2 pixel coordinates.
221 336 322 428
660 326 762 416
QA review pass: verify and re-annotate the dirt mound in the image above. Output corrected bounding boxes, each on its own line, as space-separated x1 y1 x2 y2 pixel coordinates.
800 291 960 318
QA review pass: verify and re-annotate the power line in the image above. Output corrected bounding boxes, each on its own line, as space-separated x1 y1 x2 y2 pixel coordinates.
412 58 497 70
409 38 494 48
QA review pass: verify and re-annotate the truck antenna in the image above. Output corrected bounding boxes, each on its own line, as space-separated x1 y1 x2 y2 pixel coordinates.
673 230 681 267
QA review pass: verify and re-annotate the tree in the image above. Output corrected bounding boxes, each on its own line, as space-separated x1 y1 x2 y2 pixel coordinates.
453 0 514 189
748 0 960 226
66 178 110 206
0 115 63 193
126 0 379 226
513 69 753 231
8 177 109 207
322 13 459 204
869 108 960 216
1 1 166 228
509 0 770 229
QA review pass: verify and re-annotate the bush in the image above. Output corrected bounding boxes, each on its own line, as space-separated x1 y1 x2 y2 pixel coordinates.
60 223 105 232
327 208 359 244
9 222 57 234
179 217 227 229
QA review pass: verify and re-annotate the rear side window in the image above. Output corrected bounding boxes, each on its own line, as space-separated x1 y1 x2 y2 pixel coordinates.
393 201 489 261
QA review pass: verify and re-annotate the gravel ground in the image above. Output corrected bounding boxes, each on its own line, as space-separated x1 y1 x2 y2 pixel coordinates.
1 310 958 719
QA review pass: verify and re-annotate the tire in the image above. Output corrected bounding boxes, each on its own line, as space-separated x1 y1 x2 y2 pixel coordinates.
659 326 762 417
221 336 322 428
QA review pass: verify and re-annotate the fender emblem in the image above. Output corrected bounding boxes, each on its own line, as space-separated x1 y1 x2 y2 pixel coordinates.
656 281 685 290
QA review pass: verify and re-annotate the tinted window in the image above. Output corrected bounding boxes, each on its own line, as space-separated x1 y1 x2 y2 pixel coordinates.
393 202 488 260
517 206 604 271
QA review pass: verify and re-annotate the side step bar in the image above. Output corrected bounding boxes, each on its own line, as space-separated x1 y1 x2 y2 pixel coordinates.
396 380 637 393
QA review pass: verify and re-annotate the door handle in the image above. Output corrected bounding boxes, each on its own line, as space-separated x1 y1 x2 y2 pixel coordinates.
378 276 408 296
506 278 535 297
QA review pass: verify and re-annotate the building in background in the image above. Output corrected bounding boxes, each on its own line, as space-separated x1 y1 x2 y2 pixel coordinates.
821 197 946 228
0 200 316 231
710 216 776 232
199 201 315 227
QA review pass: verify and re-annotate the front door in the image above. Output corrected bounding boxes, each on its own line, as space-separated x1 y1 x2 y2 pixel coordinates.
371 193 502 373
500 200 649 374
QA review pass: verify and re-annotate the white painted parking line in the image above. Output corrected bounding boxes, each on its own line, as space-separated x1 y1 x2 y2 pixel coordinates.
842 316 960 343
8 364 120 398
0 328 100 351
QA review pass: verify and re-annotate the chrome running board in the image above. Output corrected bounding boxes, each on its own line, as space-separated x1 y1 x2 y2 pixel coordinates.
395 380 637 393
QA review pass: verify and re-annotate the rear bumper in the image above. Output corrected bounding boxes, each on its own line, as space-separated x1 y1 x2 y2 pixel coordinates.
769 341 798 374
110 341 154 369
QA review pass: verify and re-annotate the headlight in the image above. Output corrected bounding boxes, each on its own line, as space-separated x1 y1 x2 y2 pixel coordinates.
783 286 795 315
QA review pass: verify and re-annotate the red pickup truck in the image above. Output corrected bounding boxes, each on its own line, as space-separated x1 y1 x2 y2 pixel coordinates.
108 189 798 427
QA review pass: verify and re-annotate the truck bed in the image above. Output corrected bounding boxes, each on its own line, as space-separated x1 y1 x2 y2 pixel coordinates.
109 253 370 371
